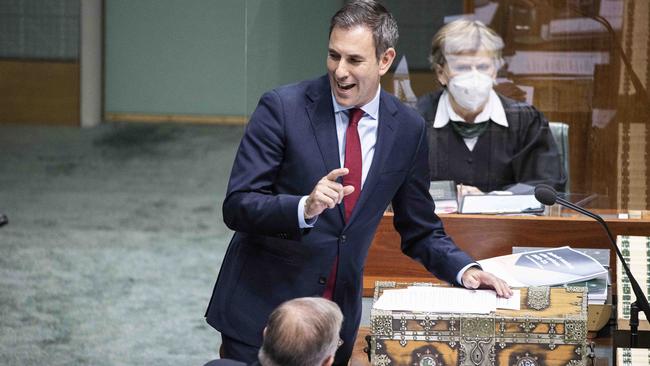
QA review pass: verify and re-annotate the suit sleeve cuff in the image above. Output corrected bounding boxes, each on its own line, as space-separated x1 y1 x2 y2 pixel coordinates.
298 196 317 228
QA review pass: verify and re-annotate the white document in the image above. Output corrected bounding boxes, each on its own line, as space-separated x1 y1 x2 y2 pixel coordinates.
442 2 498 25
460 194 543 214
599 0 623 30
507 51 609 75
393 55 409 77
497 290 521 310
373 287 520 314
600 0 623 17
549 18 605 34
592 108 616 128
474 2 498 25
393 56 417 108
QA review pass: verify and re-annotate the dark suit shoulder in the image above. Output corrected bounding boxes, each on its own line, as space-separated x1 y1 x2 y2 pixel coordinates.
252 75 329 119
270 75 329 102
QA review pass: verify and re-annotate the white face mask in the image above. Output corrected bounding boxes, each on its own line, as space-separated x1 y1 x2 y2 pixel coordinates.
446 71 494 112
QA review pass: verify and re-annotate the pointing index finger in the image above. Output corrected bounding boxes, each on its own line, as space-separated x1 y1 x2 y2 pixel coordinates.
326 168 349 181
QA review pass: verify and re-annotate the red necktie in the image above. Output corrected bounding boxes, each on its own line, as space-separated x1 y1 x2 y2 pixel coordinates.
323 107 363 300
342 107 364 221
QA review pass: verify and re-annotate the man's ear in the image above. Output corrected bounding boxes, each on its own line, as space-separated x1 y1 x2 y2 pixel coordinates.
262 326 268 339
378 47 396 76
322 354 335 366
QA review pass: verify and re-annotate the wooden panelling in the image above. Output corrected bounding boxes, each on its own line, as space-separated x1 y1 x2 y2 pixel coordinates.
104 112 248 125
0 60 80 125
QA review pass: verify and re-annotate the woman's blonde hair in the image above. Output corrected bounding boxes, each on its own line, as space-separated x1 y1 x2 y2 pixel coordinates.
429 19 504 71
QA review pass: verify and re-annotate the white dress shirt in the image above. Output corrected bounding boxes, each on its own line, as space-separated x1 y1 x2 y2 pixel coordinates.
298 86 381 227
332 87 381 187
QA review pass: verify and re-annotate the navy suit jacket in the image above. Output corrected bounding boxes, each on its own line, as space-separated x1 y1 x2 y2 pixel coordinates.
205 75 474 363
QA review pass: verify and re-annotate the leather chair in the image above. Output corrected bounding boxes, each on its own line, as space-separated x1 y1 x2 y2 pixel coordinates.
548 122 570 192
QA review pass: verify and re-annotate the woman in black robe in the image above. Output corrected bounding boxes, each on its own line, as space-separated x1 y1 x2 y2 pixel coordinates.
417 19 566 194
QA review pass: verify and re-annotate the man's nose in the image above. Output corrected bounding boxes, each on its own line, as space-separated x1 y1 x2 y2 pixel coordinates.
334 61 349 79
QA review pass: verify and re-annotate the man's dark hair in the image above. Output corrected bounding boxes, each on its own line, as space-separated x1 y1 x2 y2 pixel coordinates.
258 297 343 366
329 0 399 60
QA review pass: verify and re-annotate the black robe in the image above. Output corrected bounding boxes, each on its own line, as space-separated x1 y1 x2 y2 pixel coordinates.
416 90 567 193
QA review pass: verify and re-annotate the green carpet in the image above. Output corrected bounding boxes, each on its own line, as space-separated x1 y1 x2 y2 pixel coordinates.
0 123 244 365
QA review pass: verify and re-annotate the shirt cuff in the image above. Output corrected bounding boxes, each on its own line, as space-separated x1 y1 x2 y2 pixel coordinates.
457 263 481 286
298 195 317 228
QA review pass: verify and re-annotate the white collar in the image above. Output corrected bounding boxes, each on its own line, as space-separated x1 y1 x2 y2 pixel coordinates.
331 85 381 120
433 89 508 128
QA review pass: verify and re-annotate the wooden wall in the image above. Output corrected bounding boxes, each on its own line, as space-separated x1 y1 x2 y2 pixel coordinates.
0 60 80 125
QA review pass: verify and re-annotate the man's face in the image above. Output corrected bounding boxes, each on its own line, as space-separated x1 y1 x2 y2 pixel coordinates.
327 25 395 108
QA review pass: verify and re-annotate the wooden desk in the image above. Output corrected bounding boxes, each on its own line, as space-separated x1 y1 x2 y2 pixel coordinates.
363 212 650 296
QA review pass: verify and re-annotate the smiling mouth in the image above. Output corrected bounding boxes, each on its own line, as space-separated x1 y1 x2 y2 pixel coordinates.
337 81 356 91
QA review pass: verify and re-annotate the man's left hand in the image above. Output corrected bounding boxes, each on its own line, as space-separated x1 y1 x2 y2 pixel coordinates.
462 267 513 298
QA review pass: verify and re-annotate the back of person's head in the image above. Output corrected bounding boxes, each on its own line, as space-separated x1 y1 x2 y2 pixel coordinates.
329 0 399 60
429 19 504 71
258 297 343 366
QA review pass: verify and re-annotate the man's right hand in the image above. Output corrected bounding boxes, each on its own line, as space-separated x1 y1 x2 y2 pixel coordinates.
304 168 355 220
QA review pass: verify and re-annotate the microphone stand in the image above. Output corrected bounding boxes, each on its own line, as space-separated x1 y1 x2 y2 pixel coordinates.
553 195 650 347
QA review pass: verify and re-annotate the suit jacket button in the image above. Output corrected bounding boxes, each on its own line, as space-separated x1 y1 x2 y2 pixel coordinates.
318 277 327 285
339 235 347 244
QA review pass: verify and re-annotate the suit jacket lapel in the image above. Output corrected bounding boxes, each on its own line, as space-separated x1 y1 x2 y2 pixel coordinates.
305 76 346 222
347 91 398 226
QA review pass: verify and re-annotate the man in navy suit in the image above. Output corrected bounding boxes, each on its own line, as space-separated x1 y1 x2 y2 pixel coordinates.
205 1 512 365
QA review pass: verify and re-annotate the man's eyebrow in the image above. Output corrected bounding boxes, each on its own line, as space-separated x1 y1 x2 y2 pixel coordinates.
328 48 364 58
346 53 365 60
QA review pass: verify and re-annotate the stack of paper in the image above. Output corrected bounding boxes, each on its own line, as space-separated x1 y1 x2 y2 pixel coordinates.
567 277 608 304
513 246 610 304
617 348 650 365
616 236 650 325
478 246 608 289
373 286 520 314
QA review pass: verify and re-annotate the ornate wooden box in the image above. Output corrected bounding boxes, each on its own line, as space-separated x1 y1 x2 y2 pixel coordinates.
370 282 589 366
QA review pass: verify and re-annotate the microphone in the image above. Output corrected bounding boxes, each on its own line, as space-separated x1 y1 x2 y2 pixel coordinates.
534 184 650 345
